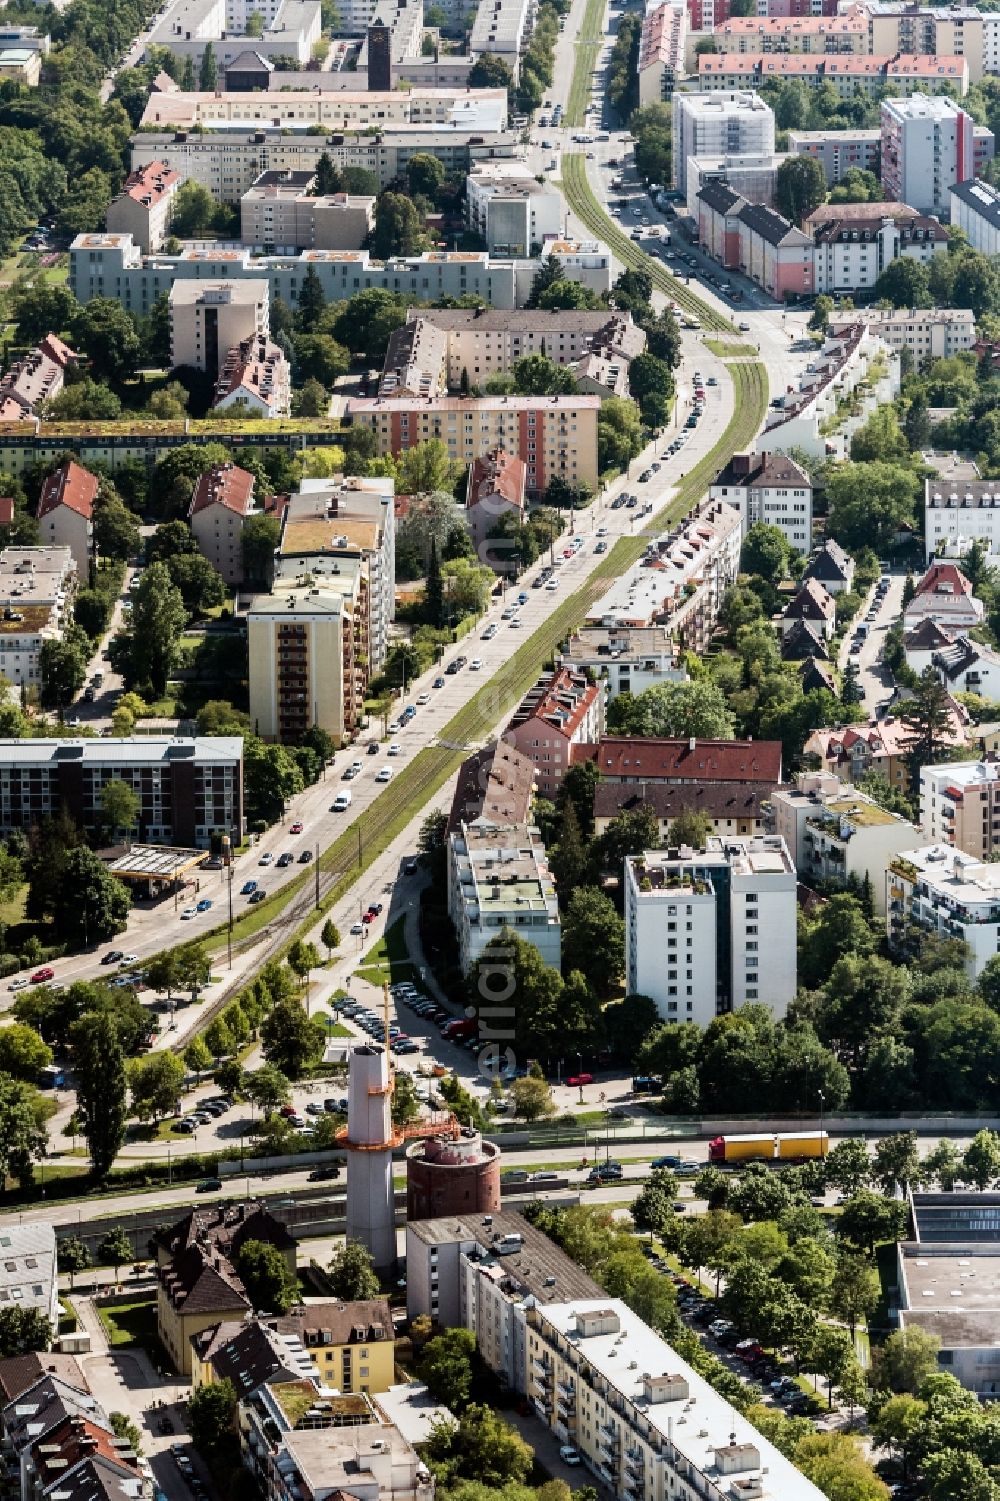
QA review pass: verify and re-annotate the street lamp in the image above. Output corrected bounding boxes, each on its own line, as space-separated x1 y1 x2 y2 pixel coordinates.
576 1051 584 1106
818 1089 826 1158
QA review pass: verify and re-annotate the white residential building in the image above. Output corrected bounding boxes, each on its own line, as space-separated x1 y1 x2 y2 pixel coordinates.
526 1300 828 1501
469 0 536 59
709 450 813 553
888 843 1000 979
671 91 775 205
925 473 1000 562
759 322 900 460
771 772 925 913
922 759 1000 859
881 95 979 218
903 561 984 633
624 836 797 1027
447 820 560 973
0 547 77 690
0 1224 58 1330
169 279 269 378
465 164 562 256
557 626 686 700
950 178 1000 254
145 0 323 67
807 203 949 297
638 0 687 107
585 499 741 649
827 307 975 367
930 634 1000 701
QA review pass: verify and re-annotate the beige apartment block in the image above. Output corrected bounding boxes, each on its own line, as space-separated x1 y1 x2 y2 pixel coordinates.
240 171 376 250
169 279 269 377
248 579 367 744
106 161 180 253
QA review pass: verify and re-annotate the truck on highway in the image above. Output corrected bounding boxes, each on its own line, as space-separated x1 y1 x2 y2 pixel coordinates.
708 1132 829 1163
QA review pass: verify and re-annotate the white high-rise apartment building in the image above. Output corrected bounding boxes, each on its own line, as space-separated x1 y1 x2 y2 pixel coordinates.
881 95 976 218
671 91 775 206
624 835 797 1026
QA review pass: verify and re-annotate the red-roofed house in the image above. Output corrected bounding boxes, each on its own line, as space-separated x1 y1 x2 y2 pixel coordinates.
904 560 984 631
503 666 604 798
106 161 181 252
465 447 526 559
594 735 783 785
188 464 256 587
37 460 96 578
805 700 970 789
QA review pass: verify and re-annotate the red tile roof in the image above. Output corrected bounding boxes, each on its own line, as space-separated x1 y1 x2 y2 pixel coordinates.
467 447 526 510
37 460 97 522
189 463 255 519
506 667 600 742
916 561 973 598
0 499 14 526
118 161 180 206
36 333 77 370
595 736 783 783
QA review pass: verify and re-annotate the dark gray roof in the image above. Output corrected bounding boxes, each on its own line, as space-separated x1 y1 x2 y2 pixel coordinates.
945 178 1000 229
803 538 852 584
713 451 812 492
800 657 837 694
782 618 828 660
738 200 805 246
408 1210 603 1306
225 48 274 72
697 179 745 216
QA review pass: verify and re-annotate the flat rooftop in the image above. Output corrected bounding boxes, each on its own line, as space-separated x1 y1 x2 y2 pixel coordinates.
816 796 899 829
407 1210 604 1305
913 1193 1000 1244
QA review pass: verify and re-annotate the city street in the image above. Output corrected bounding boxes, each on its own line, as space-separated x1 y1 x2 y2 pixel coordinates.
837 568 907 717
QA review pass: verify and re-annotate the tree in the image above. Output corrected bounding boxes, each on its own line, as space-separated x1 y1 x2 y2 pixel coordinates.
424 1404 533 1489
509 1074 556 1122
205 1017 234 1060
0 1074 48 1189
775 155 827 224
794 1432 888 1500
188 1378 237 1455
0 1024 51 1081
608 678 735 739
328 1241 380 1300
242 514 281 587
39 637 87 711
872 1392 926 1481
829 1250 881 1339
167 554 227 615
898 667 959 771
963 1128 1000 1190
562 887 625 995
823 1138 871 1198
875 256 931 309
12 282 77 347
245 1063 290 1113
419 1327 476 1409
111 562 187 696
184 1035 213 1076
371 192 427 258
58 1237 92 1289
904 390 931 450
398 443 458 500
425 535 444 628
838 1191 908 1256
108 1412 143 1456
809 294 833 334
468 52 513 90
53 848 130 948
870 1327 941 1394
924 1138 964 1192
799 894 876 990
407 153 445 203
807 1325 855 1407
296 265 326 333
728 1163 793 1223
72 1011 127 1177
98 1226 133 1278
129 1052 185 1122
0 1307 51 1358
287 939 321 1008
632 1168 679 1240
261 999 326 1077
313 152 341 195
199 40 218 89
94 498 141 561
236 1239 297 1313
321 919 340 960
742 522 792 583
871 1131 922 1194
825 461 918 553
73 300 141 385
101 779 140 843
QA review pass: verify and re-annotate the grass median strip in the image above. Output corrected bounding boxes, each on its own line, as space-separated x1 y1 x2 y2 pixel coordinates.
566 0 606 127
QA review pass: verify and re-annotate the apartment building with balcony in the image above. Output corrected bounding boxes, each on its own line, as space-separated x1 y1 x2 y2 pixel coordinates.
786 127 880 183
524 1300 827 1501
924 471 1000 562
557 626 686 701
759 322 900 459
240 172 376 251
697 51 970 97
771 772 924 911
826 306 975 367
169 279 269 380
887 843 1000 978
247 580 367 746
921 759 1000 859
624 836 797 1026
880 95 986 218
447 820 560 973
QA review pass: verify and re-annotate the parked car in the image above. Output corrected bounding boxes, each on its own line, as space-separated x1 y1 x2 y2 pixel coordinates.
196 1177 223 1193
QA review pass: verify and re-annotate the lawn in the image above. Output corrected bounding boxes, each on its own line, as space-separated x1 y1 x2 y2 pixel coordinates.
704 340 757 359
353 917 416 986
97 1296 158 1349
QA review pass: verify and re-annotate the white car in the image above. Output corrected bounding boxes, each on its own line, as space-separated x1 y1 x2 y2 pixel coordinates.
122 954 138 965
350 921 364 935
7 977 28 991
416 692 431 705
375 767 393 783
259 852 274 866
470 658 483 671
180 907 198 920
387 743 402 757
559 1447 581 1466
388 719 402 733
545 577 559 590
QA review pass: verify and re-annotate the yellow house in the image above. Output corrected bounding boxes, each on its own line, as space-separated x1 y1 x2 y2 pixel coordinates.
192 1302 396 1397
155 1202 297 1377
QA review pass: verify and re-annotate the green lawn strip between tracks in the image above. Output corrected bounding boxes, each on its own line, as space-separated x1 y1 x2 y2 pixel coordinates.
565 0 606 128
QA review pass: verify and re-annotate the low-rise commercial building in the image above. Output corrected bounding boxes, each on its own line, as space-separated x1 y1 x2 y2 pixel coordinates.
447 820 560 972
624 836 798 1025
759 322 900 459
897 1230 1000 1396
671 90 775 203
697 51 970 97
888 843 1000 978
240 171 376 251
36 460 95 580
106 161 180 253
710 450 813 553
503 666 603 799
169 279 269 378
0 735 244 846
348 394 601 499
786 126 880 183
638 0 687 106
827 306 975 366
557 626 685 700
771 772 924 911
0 47 40 84
466 164 561 256
585 499 741 646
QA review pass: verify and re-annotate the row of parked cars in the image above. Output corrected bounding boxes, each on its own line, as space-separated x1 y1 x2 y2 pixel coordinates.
337 987 422 1054
666 1296 821 1415
175 1094 232 1135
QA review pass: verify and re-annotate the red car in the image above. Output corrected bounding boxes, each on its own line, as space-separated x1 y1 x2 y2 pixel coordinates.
290 822 304 834
279 1104 296 1118
30 967 54 984
566 1072 594 1087
362 911 375 924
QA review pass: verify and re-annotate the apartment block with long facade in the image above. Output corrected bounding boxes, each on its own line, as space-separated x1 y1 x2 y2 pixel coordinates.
469 0 536 58
624 836 798 1027
771 771 925 912
638 0 687 106
0 736 244 847
347 394 601 499
714 12 868 51
827 306 975 367
447 819 561 973
139 86 507 133
864 1 1000 82
697 51 970 96
786 126 881 182
921 759 1000 859
888 843 1000 979
759 322 900 459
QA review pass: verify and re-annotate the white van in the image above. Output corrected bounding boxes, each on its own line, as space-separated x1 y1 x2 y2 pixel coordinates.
332 791 352 811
